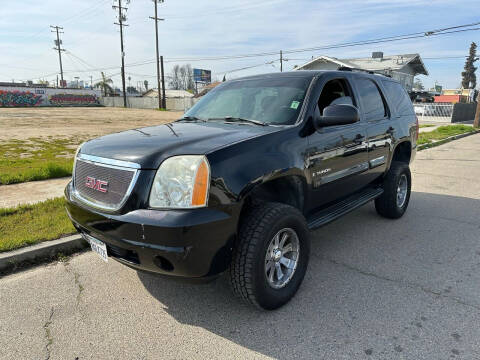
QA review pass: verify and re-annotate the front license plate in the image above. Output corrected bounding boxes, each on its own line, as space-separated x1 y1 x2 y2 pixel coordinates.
82 233 108 262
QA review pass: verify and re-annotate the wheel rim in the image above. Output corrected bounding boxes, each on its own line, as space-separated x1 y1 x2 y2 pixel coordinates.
264 228 300 289
396 174 408 208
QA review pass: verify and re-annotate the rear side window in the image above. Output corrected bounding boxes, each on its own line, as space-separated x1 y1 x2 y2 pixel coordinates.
355 78 387 121
382 80 414 115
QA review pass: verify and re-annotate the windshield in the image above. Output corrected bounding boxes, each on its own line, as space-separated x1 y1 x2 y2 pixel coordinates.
184 77 312 125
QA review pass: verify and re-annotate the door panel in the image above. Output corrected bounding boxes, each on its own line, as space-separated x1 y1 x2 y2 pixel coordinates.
305 122 369 214
351 77 394 183
366 119 394 178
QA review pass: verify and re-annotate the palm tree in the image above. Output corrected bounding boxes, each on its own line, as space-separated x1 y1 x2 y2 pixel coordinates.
94 72 113 97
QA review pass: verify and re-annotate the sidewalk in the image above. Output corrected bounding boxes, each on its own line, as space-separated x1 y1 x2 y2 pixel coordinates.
0 177 70 208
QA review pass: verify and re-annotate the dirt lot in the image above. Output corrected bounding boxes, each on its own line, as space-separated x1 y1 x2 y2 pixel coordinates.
0 107 183 141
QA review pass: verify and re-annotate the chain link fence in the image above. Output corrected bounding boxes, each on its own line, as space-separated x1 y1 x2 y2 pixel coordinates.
413 103 454 123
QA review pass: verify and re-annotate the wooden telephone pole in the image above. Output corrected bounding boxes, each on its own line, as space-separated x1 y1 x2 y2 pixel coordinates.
50 26 65 87
150 0 166 109
474 91 480 128
113 0 129 107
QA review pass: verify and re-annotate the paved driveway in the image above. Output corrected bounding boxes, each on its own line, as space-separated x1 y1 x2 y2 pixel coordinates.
1 134 479 359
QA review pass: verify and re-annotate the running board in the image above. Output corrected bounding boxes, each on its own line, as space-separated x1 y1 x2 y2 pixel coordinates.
307 187 384 230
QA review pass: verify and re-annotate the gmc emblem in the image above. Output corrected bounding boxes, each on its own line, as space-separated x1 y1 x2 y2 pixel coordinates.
85 176 108 193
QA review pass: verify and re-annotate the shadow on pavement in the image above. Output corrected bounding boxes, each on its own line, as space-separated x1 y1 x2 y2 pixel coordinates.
137 191 480 359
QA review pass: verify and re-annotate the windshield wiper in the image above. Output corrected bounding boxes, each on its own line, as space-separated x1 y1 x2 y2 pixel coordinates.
208 116 267 126
176 116 206 122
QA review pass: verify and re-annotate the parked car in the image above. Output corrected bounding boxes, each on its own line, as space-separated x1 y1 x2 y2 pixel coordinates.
65 70 418 310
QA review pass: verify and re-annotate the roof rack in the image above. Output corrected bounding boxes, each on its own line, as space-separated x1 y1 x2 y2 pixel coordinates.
337 66 391 78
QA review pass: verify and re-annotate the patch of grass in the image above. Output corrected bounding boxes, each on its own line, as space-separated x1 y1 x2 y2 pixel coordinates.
0 137 84 185
417 125 475 145
0 197 76 252
419 124 435 128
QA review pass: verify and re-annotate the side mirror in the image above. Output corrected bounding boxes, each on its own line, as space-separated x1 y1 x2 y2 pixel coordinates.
314 104 360 129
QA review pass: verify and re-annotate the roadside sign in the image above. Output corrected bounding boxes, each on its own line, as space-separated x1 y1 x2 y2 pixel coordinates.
193 69 211 83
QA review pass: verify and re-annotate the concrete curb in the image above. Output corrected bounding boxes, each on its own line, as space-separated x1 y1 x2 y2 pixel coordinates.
418 129 480 151
0 234 87 273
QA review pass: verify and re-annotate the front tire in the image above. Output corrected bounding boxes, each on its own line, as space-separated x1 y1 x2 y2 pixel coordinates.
375 161 411 219
229 202 310 310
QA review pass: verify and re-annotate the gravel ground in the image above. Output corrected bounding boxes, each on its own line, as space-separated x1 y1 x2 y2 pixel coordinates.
0 107 182 141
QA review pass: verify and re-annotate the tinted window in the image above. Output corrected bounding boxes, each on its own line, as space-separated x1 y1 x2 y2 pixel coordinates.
356 78 387 121
317 78 355 114
382 80 414 115
185 77 311 125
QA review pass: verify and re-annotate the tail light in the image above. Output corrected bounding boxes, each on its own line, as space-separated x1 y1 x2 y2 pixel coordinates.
415 116 419 141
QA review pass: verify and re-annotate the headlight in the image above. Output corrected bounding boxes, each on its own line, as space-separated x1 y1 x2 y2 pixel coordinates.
149 155 210 209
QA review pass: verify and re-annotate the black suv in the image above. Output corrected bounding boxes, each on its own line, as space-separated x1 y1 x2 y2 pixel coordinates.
65 70 418 310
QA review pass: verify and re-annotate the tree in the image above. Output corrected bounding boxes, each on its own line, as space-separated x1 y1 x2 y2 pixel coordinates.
169 64 194 91
126 86 138 94
413 78 424 91
461 42 478 89
94 72 114 97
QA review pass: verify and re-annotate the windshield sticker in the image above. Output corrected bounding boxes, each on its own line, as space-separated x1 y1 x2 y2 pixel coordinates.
290 101 300 109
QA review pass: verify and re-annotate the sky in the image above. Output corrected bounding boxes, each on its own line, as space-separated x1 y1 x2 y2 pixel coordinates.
0 0 478 90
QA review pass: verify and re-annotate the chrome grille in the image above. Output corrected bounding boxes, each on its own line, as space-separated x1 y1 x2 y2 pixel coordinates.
73 155 139 211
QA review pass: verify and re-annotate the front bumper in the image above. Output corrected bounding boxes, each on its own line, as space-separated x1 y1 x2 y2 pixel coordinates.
65 182 238 278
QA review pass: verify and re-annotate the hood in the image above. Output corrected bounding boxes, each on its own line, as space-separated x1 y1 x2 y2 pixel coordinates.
80 121 278 169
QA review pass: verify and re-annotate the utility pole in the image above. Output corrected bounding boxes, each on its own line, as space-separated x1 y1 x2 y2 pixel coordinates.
474 91 480 128
90 75 93 89
50 26 65 87
113 0 128 107
150 0 165 109
280 50 283 72
160 55 166 109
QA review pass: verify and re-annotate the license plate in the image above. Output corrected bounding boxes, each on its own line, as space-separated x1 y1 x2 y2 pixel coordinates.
82 233 108 262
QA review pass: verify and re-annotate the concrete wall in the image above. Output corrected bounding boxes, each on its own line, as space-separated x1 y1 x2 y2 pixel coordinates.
451 103 477 123
101 96 197 111
0 86 101 107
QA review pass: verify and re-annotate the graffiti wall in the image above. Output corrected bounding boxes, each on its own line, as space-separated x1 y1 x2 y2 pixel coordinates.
0 86 101 107
0 90 43 107
49 93 99 106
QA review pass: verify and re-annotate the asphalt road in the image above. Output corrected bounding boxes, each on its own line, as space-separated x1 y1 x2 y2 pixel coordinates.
1 134 480 360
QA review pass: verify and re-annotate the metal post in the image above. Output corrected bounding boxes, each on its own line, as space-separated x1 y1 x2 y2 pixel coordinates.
160 55 166 109
280 50 283 72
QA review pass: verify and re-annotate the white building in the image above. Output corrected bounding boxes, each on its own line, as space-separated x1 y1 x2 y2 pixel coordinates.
295 52 428 91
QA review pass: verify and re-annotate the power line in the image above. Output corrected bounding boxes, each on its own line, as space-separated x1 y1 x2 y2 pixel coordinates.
13 21 480 82
423 55 468 60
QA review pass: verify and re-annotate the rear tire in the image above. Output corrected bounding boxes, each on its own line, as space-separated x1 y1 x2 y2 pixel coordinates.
375 161 411 219
229 202 310 310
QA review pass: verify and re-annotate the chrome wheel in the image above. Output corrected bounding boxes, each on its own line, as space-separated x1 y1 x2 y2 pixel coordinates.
396 174 408 208
264 228 300 289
